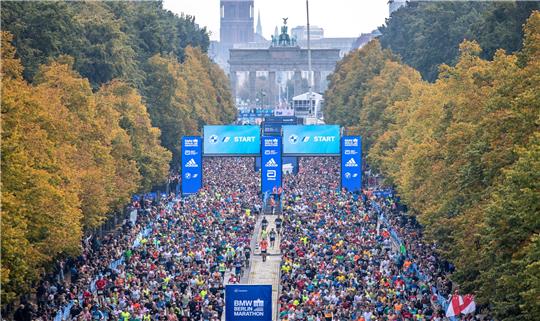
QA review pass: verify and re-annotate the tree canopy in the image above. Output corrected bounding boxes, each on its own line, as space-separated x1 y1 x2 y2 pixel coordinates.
324 11 540 320
2 1 235 166
379 1 540 81
1 32 174 304
1 0 237 304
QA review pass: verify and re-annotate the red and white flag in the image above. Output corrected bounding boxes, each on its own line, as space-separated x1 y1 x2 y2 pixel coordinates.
446 294 463 317
461 294 476 314
446 293 476 317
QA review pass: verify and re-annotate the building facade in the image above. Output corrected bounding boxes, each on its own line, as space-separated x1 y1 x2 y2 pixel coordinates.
220 0 254 44
291 25 325 41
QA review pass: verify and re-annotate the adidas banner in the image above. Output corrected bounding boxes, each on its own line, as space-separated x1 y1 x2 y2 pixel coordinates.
341 136 362 192
181 136 202 195
226 285 272 321
261 136 282 195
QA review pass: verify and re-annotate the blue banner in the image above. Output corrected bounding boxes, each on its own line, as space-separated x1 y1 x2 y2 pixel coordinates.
226 285 272 321
341 136 362 192
282 125 340 155
203 125 261 155
181 136 202 195
261 136 282 194
374 189 393 198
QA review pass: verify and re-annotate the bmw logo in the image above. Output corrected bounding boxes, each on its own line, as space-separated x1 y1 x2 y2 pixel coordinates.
289 134 299 144
185 173 191 179
209 135 219 144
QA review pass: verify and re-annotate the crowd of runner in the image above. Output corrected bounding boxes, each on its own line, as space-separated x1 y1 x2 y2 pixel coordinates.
20 156 466 321
28 158 260 321
277 157 455 320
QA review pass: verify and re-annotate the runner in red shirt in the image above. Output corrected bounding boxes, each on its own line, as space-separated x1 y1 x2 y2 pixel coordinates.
260 239 269 262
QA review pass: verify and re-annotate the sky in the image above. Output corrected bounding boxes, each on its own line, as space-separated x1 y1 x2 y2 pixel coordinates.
163 0 390 41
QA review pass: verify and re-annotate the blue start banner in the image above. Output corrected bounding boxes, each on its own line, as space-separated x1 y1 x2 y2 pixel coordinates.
282 125 340 155
181 136 202 195
261 136 282 194
203 125 261 155
341 136 362 192
226 285 272 321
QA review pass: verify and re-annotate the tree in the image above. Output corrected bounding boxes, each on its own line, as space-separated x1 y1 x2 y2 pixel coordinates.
367 12 540 319
324 40 396 127
33 58 119 229
1 33 83 304
477 133 540 320
1 1 210 89
143 54 195 164
379 1 540 81
143 48 235 165
97 81 171 191
359 60 422 150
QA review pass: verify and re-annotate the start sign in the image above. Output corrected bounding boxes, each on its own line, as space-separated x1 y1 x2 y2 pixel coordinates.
225 285 272 321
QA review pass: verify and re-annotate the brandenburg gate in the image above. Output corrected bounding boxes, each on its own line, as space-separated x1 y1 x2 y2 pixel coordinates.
228 19 341 106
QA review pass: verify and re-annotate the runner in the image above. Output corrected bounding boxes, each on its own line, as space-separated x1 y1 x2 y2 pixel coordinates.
275 215 283 234
260 238 269 262
269 228 277 247
261 216 268 231
244 246 251 266
234 258 243 277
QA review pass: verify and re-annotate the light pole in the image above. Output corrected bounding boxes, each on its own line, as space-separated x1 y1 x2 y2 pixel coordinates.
306 0 315 121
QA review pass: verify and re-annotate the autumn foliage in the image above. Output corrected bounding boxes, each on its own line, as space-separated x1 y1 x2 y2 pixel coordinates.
2 1 236 305
324 12 540 320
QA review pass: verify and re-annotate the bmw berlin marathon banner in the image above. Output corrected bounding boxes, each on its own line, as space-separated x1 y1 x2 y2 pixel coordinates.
282 125 340 155
226 285 272 321
181 137 202 195
203 125 261 155
341 136 362 192
261 136 282 194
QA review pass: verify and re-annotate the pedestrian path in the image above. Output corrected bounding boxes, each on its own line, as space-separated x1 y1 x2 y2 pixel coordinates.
249 215 282 320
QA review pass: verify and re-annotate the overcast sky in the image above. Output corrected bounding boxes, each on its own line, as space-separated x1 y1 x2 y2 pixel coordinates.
163 0 390 41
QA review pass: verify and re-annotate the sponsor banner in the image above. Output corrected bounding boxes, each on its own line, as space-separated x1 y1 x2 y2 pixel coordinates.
282 125 340 155
181 136 202 195
374 189 393 198
203 125 261 155
273 109 295 116
261 136 282 194
341 136 362 192
264 116 298 124
262 116 299 136
262 123 281 136
226 285 272 321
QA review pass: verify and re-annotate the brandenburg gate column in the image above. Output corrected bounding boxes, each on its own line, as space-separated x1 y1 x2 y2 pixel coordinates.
268 71 276 107
294 69 302 97
314 70 322 94
249 70 257 106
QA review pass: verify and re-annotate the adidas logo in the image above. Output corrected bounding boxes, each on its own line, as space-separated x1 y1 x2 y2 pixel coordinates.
185 158 198 167
265 158 278 167
345 158 358 167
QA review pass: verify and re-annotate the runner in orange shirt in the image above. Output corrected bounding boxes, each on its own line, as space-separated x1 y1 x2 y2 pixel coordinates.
260 238 269 262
